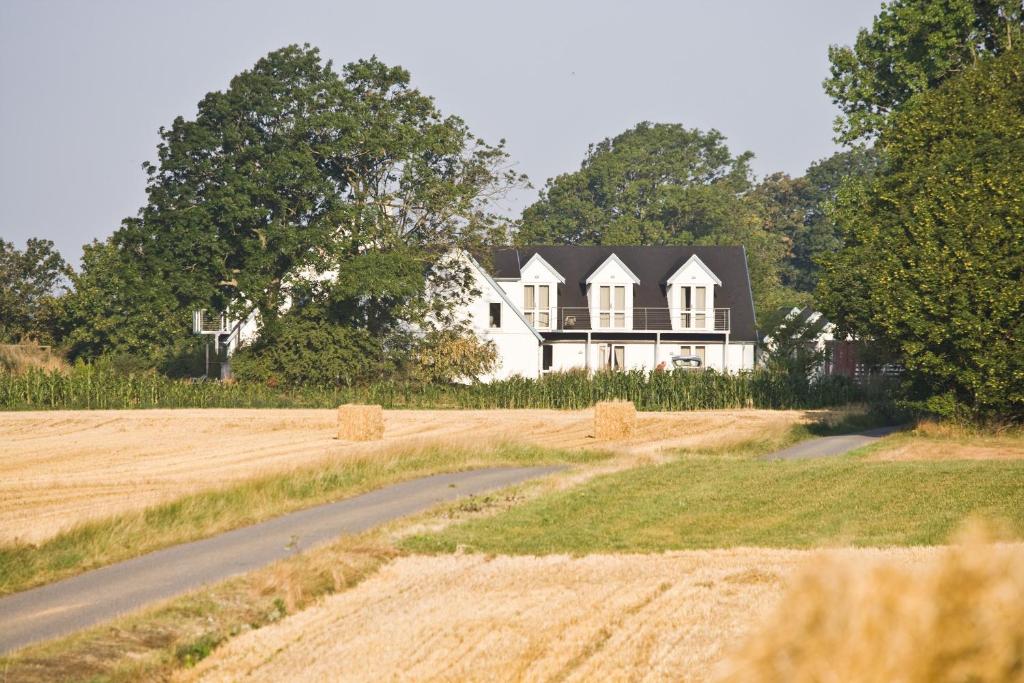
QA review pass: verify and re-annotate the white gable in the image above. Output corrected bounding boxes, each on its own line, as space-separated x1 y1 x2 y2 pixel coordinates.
520 253 566 284
666 254 722 286
585 253 640 285
463 252 543 342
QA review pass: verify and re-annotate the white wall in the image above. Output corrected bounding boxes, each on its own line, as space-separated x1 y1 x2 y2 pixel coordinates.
460 259 541 382
540 339 754 375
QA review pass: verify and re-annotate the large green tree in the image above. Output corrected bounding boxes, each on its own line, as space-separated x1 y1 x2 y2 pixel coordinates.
64 45 522 370
0 238 69 343
517 122 790 312
826 0 1023 143
817 50 1024 419
751 147 882 293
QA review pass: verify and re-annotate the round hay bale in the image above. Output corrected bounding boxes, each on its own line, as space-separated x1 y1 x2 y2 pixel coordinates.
594 400 637 440
337 404 384 441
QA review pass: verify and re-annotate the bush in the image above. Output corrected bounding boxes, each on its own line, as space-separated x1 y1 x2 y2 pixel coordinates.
231 319 387 387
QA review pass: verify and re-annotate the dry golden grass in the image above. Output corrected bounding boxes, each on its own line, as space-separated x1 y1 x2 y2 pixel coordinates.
0 343 67 374
594 400 637 440
336 403 384 441
716 529 1024 682
0 408 813 544
179 545 982 683
865 420 1024 462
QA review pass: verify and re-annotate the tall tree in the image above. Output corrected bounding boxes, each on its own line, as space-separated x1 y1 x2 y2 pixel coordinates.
817 49 1024 419
517 122 790 312
64 45 523 364
751 147 882 293
825 0 1023 143
0 238 69 343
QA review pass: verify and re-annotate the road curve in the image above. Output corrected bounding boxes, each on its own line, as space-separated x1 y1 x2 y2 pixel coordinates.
763 426 902 461
0 466 561 655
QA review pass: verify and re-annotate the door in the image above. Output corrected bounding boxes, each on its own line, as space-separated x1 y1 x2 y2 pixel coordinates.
694 287 707 329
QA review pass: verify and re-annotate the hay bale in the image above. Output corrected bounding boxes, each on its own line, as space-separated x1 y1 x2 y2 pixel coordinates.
715 527 1024 682
336 404 384 441
594 400 637 440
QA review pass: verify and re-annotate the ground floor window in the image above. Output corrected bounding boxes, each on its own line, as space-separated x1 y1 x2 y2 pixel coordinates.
598 344 625 371
489 302 501 328
542 344 553 371
681 345 706 366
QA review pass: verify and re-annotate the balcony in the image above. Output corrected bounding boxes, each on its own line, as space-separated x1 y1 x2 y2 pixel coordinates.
527 307 730 333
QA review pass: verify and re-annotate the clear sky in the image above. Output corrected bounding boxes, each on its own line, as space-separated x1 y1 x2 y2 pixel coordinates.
0 0 881 264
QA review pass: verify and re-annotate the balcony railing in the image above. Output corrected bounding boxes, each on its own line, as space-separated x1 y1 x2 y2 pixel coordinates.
525 307 730 333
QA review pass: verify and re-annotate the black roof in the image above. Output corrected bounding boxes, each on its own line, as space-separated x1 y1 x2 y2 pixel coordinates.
489 245 757 341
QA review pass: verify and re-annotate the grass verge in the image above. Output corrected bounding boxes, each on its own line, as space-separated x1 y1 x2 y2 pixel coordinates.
401 455 1024 554
0 442 608 595
0 532 396 683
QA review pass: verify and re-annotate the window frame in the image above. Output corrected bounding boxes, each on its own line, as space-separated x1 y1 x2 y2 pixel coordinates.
598 284 626 329
598 343 626 370
523 284 551 329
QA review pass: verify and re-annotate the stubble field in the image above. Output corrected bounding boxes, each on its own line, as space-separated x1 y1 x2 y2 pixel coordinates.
0 407 811 544
178 545 986 683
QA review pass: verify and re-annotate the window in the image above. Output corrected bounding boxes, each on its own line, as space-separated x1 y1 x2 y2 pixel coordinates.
694 287 707 329
488 302 502 329
598 285 626 328
680 287 707 329
523 285 550 328
599 344 625 370
542 344 553 371
681 287 691 328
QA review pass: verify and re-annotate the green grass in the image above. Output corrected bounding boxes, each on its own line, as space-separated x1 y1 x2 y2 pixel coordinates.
0 442 608 596
401 456 1024 554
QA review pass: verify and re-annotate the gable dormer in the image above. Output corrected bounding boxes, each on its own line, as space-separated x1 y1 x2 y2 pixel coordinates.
518 253 564 329
585 253 639 330
666 254 721 331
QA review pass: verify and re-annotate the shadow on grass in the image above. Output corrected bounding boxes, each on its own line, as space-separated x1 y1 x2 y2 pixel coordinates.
805 408 910 437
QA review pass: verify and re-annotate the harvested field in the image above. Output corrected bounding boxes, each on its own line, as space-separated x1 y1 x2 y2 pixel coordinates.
179 545 973 683
0 408 811 544
720 533 1024 682
864 429 1024 462
867 441 1024 461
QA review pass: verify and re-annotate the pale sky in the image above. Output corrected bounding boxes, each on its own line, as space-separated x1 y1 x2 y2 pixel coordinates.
0 0 881 264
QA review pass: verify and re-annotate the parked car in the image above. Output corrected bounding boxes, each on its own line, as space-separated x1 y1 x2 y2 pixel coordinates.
670 354 702 369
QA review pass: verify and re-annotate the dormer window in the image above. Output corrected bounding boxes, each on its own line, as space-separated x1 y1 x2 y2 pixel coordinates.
666 254 721 332
598 285 626 328
586 253 640 331
681 286 707 329
524 284 550 328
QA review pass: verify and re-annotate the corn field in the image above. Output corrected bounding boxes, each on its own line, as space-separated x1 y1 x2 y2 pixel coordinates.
0 366 863 411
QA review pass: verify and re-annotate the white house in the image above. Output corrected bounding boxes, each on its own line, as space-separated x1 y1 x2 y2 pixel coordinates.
463 245 758 381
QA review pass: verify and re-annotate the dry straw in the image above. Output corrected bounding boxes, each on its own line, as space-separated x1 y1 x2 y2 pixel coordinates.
594 400 637 440
336 404 384 442
716 525 1024 682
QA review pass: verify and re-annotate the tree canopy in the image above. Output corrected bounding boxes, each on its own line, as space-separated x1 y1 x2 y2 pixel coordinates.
818 49 1024 419
825 0 1023 143
63 45 522 378
0 238 69 344
516 122 791 313
750 147 882 293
